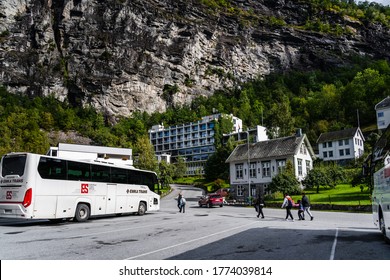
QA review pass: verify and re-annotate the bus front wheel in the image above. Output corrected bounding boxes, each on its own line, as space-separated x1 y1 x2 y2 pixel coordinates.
75 203 90 222
379 214 390 244
138 202 146 216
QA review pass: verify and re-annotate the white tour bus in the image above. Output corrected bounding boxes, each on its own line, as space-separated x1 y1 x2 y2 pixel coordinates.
373 162 390 243
371 125 390 243
0 152 160 222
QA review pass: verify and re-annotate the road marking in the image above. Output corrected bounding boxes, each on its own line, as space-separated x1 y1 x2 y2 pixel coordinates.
330 228 339 260
125 221 258 260
67 220 181 239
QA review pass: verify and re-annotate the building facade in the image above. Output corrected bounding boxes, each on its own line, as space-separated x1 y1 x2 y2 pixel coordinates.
316 127 365 164
375 96 390 131
223 125 269 144
46 143 133 165
149 114 242 175
225 133 315 201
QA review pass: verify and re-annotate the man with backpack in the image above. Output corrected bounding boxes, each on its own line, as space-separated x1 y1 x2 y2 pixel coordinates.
281 193 294 221
254 194 265 219
302 192 314 221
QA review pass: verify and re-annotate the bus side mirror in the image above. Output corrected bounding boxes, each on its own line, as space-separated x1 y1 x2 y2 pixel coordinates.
362 163 368 177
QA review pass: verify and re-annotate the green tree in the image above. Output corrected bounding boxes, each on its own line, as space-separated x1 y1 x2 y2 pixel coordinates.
326 164 346 188
174 156 187 179
134 135 158 172
342 68 387 126
213 115 233 149
268 160 300 194
237 90 251 124
268 171 300 195
204 136 236 181
303 166 331 193
158 161 175 189
267 95 295 138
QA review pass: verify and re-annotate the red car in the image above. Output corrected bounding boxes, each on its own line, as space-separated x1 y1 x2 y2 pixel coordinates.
198 194 224 208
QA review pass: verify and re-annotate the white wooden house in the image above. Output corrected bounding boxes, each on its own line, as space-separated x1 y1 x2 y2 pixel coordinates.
316 127 364 164
225 133 315 201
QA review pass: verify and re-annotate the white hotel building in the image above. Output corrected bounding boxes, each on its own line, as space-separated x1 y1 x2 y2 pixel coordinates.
149 114 242 175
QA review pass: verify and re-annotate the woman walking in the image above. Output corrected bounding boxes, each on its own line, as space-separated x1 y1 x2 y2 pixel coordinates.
281 193 294 221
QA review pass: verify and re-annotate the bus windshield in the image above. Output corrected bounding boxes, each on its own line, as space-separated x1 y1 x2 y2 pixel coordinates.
1 154 27 177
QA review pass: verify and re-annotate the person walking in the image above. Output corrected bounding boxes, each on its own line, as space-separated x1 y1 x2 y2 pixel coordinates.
281 193 294 221
302 192 314 221
254 194 265 219
297 199 304 220
177 193 183 212
178 193 186 213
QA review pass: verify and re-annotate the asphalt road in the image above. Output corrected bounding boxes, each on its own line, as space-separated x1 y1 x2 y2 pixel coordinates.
0 184 389 260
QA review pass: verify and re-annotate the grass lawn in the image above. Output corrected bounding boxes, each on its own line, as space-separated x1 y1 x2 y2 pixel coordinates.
279 184 371 206
173 178 372 206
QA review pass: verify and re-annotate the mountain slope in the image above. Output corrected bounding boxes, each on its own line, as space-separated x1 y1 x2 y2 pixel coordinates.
0 0 389 117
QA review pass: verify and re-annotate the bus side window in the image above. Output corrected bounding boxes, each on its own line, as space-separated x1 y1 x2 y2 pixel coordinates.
111 167 128 184
67 161 91 181
91 165 110 183
129 170 141 185
38 157 66 180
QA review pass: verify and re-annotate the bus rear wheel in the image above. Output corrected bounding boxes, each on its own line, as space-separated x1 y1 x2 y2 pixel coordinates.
379 214 390 244
138 202 146 216
75 203 90 222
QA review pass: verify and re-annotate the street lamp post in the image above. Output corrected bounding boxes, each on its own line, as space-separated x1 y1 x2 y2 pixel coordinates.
247 130 251 205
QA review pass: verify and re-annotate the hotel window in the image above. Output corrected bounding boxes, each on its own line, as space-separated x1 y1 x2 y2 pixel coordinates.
328 142 333 147
339 149 344 156
262 161 271 177
345 149 350 155
322 143 327 148
344 139 349 145
378 112 384 117
338 140 343 146
329 151 333 157
323 151 328 158
235 164 243 179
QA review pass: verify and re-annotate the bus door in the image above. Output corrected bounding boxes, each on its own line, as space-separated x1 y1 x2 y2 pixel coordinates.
106 183 117 214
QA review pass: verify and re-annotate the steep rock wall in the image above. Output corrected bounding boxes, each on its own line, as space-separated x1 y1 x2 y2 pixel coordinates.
0 0 389 117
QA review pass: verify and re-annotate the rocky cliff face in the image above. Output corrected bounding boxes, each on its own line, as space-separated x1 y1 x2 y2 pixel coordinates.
0 0 389 118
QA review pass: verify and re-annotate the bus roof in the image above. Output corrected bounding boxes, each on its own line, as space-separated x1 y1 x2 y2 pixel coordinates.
2 152 157 176
56 143 132 156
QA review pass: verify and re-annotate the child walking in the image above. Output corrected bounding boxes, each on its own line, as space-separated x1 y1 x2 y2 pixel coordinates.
297 200 304 220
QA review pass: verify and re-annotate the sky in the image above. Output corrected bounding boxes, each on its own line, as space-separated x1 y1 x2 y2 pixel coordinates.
368 0 390 5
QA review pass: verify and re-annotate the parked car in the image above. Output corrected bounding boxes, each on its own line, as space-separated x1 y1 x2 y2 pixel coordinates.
198 194 224 208
215 188 229 197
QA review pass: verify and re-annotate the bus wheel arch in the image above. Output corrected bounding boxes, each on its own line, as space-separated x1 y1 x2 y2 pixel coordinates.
138 201 147 216
379 208 390 244
75 203 91 222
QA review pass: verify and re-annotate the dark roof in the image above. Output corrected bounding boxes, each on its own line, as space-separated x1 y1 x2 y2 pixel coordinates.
375 96 390 110
316 127 361 143
226 135 312 162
